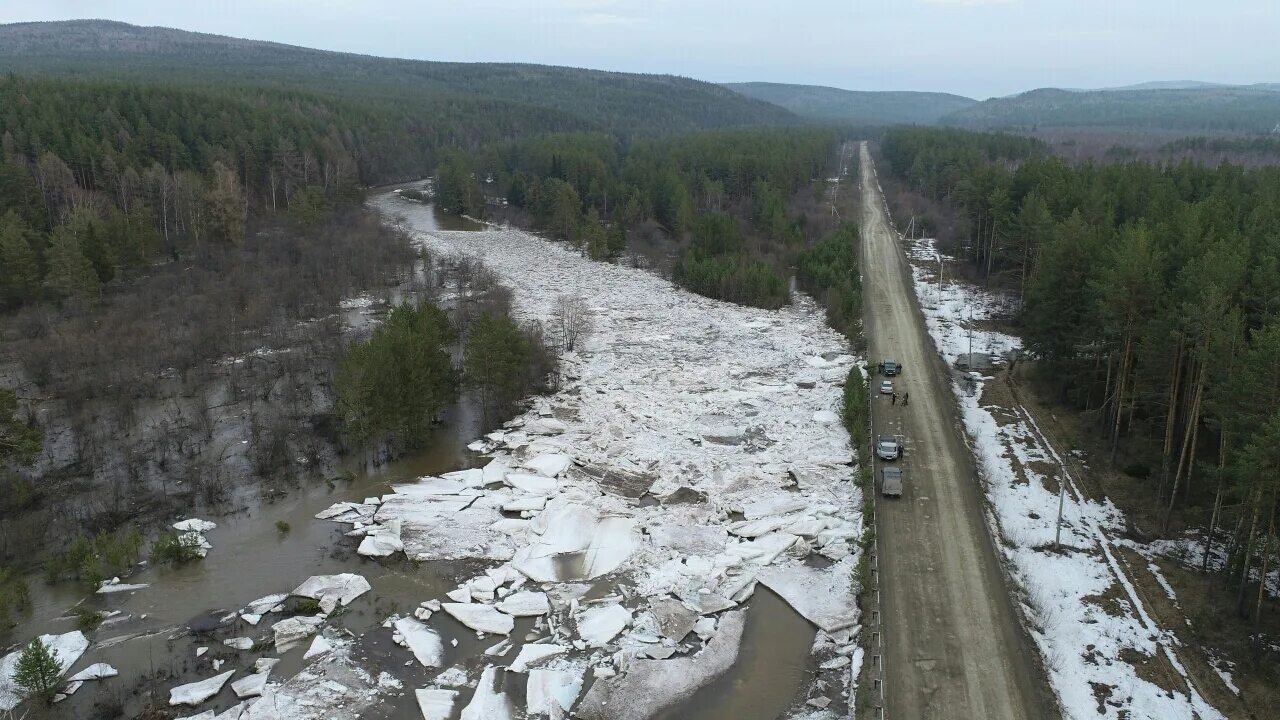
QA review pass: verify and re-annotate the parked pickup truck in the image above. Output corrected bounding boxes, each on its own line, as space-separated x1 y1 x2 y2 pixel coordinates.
878 358 901 376
881 466 904 497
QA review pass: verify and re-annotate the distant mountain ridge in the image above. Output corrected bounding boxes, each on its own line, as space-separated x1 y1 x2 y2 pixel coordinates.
0 20 799 136
941 86 1280 134
724 82 976 125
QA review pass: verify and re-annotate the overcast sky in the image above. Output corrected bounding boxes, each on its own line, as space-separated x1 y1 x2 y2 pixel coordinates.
4 0 1277 98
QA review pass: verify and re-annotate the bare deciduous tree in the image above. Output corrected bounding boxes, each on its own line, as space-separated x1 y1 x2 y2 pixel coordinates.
553 295 591 352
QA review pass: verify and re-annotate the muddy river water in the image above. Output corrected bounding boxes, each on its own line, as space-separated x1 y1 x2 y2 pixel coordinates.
9 185 850 719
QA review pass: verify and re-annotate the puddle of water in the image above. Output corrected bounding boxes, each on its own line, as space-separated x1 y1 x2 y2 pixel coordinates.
660 586 817 720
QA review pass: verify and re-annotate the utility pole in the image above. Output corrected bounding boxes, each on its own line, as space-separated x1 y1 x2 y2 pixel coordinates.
968 307 974 368
1054 460 1068 549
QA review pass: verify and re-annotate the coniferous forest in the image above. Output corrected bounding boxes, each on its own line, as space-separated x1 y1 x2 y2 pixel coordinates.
881 126 1280 619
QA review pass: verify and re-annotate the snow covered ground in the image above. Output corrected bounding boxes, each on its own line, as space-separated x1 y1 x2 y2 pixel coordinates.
324 216 865 717
904 237 1224 720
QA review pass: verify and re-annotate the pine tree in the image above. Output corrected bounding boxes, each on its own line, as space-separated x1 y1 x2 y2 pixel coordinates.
43 224 101 302
0 212 40 307
13 637 62 705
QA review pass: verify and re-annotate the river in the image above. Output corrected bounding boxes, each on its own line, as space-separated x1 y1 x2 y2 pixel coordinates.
6 185 860 719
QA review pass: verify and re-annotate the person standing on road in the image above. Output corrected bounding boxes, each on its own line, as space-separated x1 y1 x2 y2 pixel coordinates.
891 392 898 406
903 392 909 406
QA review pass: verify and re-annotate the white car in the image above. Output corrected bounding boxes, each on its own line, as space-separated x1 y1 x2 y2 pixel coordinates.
876 434 901 461
879 380 894 394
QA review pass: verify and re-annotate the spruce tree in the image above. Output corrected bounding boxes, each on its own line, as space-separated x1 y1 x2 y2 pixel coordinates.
13 637 62 705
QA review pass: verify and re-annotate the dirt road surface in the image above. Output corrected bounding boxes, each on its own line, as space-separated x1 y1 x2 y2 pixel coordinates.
858 142 1054 719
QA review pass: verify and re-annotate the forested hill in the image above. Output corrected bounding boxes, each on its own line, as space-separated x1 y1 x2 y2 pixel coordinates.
725 82 976 126
0 20 799 136
941 86 1280 134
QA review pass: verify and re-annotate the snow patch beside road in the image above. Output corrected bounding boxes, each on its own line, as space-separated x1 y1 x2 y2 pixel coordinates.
905 237 1223 720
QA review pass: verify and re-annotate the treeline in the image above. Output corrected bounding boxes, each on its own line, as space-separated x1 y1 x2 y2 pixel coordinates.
882 126 1280 619
0 73 595 309
439 128 840 308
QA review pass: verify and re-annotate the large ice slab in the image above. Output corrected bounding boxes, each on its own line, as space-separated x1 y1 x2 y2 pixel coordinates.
226 647 380 720
526 668 583 719
416 688 458 720
290 574 371 613
758 559 859 633
496 591 550 617
393 617 444 667
459 666 516 720
0 631 89 710
442 603 514 635
576 604 631 647
511 503 635 582
169 670 234 706
272 616 324 653
577 610 746 719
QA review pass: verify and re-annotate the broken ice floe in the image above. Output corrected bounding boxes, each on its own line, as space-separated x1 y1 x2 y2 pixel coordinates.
393 617 444 667
758 558 859 633
173 518 216 558
575 604 631 647
169 669 234 706
0 631 88 710
416 688 458 720
231 658 279 699
577 610 746 719
68 663 118 682
526 667 583 719
272 616 325 653
442 603 514 635
290 573 371 613
216 646 380 720
511 502 635 582
459 666 517 720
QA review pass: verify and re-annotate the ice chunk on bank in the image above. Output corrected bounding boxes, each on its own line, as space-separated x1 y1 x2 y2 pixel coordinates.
315 501 378 524
303 635 333 660
393 617 444 667
290 573 371 613
0 631 89 710
442 603 514 635
511 503 635 582
505 473 559 495
758 558 859 633
232 663 276 699
524 418 568 435
524 453 572 477
416 688 458 720
169 670 235 706
727 532 798 565
577 610 746 720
